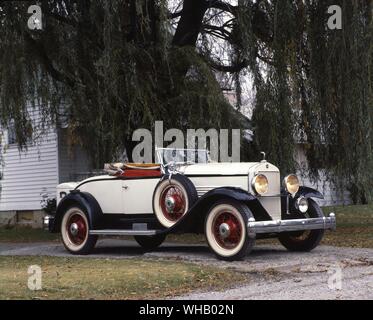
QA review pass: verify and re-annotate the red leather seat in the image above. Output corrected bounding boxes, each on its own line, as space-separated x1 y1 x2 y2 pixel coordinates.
105 163 163 178
121 168 162 178
119 163 162 178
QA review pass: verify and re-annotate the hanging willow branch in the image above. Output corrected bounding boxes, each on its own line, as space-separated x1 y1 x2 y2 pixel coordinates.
0 0 372 203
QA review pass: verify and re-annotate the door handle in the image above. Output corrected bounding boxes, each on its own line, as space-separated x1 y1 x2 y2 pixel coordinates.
122 185 129 190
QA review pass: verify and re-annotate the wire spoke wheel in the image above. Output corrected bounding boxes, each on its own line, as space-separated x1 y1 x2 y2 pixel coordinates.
61 206 97 254
160 185 186 222
66 213 88 246
212 211 243 250
205 200 255 261
153 175 198 228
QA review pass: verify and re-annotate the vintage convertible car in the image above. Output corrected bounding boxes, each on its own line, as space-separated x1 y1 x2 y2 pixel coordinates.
44 148 336 260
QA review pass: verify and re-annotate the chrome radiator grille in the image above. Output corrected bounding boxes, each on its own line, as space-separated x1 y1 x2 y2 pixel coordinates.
258 171 280 196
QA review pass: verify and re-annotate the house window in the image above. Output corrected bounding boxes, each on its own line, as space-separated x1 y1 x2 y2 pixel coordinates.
7 123 17 145
6 120 33 146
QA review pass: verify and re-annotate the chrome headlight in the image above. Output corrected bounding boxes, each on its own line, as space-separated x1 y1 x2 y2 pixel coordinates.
283 174 300 196
252 174 269 195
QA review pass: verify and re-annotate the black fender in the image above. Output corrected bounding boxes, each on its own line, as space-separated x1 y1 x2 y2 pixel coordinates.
51 191 103 233
159 187 271 234
297 186 324 199
281 186 324 217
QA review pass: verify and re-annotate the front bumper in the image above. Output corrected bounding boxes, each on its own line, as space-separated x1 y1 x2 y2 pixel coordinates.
247 213 336 238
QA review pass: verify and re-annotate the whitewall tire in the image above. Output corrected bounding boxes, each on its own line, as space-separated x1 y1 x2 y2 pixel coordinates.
205 200 255 261
153 175 197 228
61 206 97 254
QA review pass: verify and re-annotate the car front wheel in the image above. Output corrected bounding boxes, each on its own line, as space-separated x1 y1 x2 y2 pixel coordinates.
205 199 255 261
61 206 97 254
278 199 325 252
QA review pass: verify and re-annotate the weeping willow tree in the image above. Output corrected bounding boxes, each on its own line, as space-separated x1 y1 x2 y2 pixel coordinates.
0 0 372 202
248 1 372 202
0 1 245 164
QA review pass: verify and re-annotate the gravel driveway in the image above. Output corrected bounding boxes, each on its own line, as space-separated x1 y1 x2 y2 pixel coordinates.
0 239 372 299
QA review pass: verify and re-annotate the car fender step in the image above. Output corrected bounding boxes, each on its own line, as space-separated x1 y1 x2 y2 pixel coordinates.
89 229 158 236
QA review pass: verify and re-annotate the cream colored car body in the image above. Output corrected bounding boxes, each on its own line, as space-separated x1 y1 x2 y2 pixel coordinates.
56 160 281 220
179 161 281 220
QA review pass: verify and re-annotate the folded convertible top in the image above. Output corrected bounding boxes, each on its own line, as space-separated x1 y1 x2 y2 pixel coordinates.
104 163 161 176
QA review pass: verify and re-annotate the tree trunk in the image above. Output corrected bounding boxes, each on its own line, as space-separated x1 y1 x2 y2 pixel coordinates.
172 0 208 46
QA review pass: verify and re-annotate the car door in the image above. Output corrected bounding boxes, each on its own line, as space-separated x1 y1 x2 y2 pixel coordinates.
122 178 160 214
79 179 123 214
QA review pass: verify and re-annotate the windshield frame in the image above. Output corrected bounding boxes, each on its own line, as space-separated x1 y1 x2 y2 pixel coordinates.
156 147 210 166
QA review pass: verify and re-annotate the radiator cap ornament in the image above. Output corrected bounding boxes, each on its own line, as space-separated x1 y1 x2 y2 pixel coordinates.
260 151 266 163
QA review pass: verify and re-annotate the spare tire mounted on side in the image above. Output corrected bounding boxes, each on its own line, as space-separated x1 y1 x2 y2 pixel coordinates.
153 174 198 228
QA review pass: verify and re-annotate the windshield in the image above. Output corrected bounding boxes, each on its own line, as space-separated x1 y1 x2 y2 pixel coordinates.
156 148 209 165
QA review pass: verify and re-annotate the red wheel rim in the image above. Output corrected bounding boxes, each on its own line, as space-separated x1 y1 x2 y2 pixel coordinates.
160 185 186 222
67 213 87 246
212 211 242 249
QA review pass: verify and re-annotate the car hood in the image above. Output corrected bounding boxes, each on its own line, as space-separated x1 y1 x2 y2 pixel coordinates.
178 162 278 176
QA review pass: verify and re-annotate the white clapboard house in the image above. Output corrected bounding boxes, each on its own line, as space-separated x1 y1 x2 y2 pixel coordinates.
0 106 92 226
294 144 351 206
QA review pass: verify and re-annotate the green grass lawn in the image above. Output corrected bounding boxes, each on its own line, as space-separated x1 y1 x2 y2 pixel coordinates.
0 256 245 300
0 226 59 243
321 203 373 248
0 203 372 248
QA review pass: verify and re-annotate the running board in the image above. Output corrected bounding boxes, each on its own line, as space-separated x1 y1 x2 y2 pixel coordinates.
89 229 157 236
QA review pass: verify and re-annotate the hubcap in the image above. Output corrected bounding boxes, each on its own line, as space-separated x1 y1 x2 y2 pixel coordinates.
70 223 79 236
219 223 230 239
67 213 87 246
165 196 176 213
213 211 242 249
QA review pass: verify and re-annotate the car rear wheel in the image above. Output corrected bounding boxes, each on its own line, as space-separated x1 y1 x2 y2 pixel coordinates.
205 199 255 261
153 174 198 228
134 234 166 251
61 206 97 254
278 199 325 252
